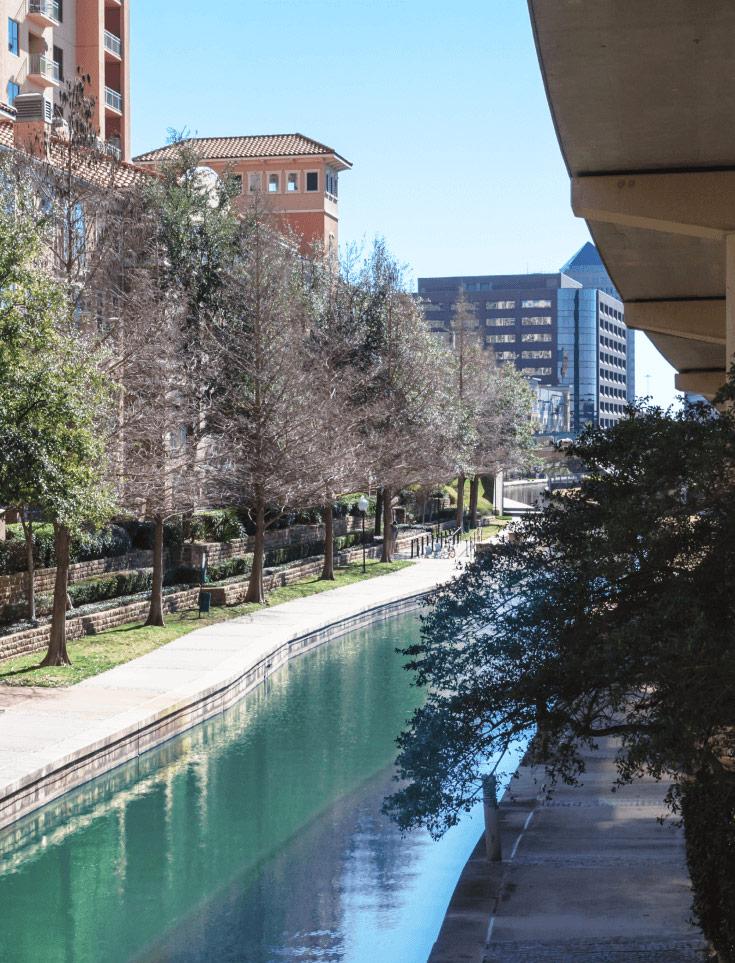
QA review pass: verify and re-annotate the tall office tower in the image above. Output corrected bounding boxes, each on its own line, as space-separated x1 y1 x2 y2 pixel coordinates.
135 134 352 254
0 0 131 161
418 243 634 432
560 242 636 404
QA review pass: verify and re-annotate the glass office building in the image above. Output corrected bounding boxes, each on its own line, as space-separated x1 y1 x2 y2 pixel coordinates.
417 243 635 432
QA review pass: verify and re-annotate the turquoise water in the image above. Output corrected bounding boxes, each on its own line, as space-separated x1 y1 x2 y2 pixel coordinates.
0 613 514 963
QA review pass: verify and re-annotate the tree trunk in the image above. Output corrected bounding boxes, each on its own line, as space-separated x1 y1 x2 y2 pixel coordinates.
21 511 35 622
245 495 266 603
469 476 480 530
455 474 466 530
374 488 383 538
320 502 335 580
40 524 72 667
145 514 166 627
381 486 392 563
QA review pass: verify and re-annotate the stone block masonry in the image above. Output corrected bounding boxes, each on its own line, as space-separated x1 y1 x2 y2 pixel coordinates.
0 551 153 615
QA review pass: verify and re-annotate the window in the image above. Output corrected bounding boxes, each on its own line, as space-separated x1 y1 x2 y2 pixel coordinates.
486 333 515 343
521 315 552 326
521 350 552 359
486 317 514 326
521 332 552 342
486 300 515 309
306 171 318 192
287 172 298 192
53 45 63 81
521 299 552 308
423 303 443 313
7 18 18 56
7 81 19 105
226 173 243 195
495 351 517 361
524 367 552 376
325 166 338 198
248 173 261 193
268 173 279 193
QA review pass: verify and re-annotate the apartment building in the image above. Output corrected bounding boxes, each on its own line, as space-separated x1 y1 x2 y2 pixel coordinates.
0 0 130 161
134 134 352 254
418 244 635 431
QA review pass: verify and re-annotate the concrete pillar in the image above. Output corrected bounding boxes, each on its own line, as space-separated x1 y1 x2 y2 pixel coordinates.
726 233 735 381
494 471 505 517
483 774 502 862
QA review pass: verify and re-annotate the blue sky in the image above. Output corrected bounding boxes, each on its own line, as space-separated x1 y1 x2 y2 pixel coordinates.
131 0 678 407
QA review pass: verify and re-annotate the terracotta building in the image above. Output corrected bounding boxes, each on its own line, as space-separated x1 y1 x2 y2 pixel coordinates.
0 0 130 161
134 134 352 253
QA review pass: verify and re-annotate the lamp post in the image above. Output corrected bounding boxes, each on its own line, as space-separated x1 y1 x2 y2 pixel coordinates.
358 495 369 573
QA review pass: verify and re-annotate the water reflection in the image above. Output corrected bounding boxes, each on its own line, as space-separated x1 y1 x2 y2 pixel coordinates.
0 614 510 963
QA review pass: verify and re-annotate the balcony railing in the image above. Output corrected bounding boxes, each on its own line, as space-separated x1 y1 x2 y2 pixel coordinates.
28 0 61 23
104 86 122 112
103 30 121 57
28 54 61 84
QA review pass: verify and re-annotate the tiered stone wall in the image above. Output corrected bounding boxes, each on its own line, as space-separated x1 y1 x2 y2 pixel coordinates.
0 586 200 662
0 528 408 664
0 551 153 613
181 515 370 567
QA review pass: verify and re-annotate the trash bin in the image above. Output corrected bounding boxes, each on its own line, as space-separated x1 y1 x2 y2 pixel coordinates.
198 591 212 616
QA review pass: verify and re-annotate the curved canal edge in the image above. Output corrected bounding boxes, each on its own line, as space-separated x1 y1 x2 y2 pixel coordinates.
0 558 456 833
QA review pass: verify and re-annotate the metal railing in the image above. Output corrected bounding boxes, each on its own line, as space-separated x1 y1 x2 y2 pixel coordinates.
103 30 121 57
28 0 61 22
104 86 122 112
28 54 60 83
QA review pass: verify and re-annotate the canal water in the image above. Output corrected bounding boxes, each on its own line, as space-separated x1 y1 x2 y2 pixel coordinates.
0 613 520 963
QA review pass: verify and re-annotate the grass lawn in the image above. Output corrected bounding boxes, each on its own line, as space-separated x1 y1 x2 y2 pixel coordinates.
0 559 412 689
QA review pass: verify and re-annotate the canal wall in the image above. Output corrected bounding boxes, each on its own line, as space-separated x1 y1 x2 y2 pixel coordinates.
0 559 456 833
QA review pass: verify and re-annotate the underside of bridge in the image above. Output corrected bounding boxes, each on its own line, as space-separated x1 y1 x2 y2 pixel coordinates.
528 0 735 398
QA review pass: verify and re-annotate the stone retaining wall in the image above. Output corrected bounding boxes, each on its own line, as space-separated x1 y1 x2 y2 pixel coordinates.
0 586 200 662
0 528 405 664
0 551 153 614
182 515 369 567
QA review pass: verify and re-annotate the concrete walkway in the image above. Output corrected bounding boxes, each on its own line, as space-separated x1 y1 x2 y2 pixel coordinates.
430 739 709 963
0 558 457 831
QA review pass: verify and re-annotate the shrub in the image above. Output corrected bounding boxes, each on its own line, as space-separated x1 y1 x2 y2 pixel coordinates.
207 555 253 582
189 509 246 543
337 493 376 518
67 569 151 607
682 776 735 960
164 564 200 587
1 523 132 573
120 518 184 553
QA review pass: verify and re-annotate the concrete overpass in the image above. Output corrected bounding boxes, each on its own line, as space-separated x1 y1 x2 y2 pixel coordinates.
529 1 735 398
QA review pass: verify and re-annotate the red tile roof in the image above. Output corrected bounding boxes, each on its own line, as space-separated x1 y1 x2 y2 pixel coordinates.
134 133 352 169
0 120 153 189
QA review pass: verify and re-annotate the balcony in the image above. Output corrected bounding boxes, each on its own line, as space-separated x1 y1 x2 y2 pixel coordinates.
27 0 61 27
28 54 61 86
104 86 122 113
103 30 121 59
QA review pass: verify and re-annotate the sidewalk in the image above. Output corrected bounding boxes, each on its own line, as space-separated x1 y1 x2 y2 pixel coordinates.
430 739 708 963
0 557 456 832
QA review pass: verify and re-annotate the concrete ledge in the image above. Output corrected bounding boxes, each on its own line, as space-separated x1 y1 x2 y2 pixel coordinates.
0 560 454 832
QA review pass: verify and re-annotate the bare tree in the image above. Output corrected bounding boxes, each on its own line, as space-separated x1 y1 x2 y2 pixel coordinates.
209 207 325 603
353 241 458 561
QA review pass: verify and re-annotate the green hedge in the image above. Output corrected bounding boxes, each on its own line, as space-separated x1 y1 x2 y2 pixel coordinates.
67 569 152 608
682 776 735 960
0 524 132 575
189 509 246 543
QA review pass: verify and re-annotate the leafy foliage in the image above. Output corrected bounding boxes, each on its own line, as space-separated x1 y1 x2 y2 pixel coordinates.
387 398 735 843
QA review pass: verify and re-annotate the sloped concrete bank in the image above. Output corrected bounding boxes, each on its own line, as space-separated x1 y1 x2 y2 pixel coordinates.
0 559 455 834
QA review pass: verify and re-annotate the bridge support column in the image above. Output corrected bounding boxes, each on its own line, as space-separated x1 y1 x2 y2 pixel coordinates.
727 234 735 380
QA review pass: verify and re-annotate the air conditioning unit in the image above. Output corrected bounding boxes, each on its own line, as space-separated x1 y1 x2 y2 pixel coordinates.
14 92 52 123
